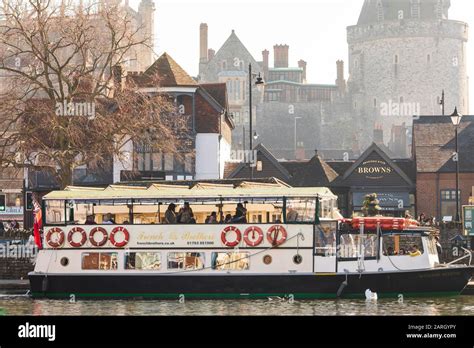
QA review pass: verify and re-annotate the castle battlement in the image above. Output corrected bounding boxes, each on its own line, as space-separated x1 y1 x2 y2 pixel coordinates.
347 19 468 44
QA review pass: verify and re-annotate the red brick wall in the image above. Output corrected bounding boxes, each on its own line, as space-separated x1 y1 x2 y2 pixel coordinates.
416 172 474 218
195 93 220 134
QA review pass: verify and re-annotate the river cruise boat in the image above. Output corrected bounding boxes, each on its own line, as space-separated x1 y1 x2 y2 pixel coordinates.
29 181 473 299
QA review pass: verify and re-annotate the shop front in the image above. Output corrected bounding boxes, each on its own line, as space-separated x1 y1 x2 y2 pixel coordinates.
329 143 416 217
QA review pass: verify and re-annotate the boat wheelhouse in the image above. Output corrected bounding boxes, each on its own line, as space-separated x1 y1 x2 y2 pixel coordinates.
29 181 473 299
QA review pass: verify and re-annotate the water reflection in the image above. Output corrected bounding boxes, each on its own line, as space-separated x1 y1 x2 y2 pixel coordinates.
0 295 473 316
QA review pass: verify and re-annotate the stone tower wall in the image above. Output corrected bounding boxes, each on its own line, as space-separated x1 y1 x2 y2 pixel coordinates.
347 19 469 144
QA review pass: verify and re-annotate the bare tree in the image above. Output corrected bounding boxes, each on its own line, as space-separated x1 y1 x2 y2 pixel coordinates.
0 0 185 189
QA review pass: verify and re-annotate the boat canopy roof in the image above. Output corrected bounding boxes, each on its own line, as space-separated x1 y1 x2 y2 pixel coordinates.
43 181 337 201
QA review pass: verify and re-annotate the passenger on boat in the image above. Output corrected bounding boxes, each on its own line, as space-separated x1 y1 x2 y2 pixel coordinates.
435 236 443 261
398 248 406 255
286 205 299 222
224 214 232 223
205 212 218 224
164 203 177 224
231 203 247 223
384 246 394 256
84 214 96 225
102 213 115 224
177 202 194 224
409 245 422 257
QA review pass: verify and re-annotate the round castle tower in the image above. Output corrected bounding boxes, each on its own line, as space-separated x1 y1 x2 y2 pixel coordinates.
346 0 469 150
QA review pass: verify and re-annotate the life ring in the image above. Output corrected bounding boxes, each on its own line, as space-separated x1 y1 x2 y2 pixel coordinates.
243 226 264 247
46 227 65 248
110 226 130 248
221 226 242 247
67 227 87 247
267 225 287 246
89 227 108 247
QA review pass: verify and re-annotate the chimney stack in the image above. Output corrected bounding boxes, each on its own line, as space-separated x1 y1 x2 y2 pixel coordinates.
199 23 208 64
298 59 307 83
373 124 384 145
336 60 346 94
262 49 269 79
273 44 289 68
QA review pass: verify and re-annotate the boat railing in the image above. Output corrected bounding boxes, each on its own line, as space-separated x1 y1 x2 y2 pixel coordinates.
446 247 472 266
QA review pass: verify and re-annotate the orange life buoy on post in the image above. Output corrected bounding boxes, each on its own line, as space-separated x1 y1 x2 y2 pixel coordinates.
221 226 242 247
46 227 65 248
89 227 108 247
243 226 264 247
267 225 287 246
110 226 130 248
67 227 87 247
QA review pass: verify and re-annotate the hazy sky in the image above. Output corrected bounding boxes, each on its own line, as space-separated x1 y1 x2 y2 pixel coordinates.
130 0 473 109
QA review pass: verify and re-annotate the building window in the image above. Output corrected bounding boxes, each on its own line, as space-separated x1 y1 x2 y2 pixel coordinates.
152 153 162 171
222 60 227 70
427 54 431 63
435 0 443 19
373 98 377 108
377 0 384 21
411 0 420 19
164 153 174 171
185 154 193 173
399 96 404 103
235 79 240 100
440 189 461 219
394 54 399 64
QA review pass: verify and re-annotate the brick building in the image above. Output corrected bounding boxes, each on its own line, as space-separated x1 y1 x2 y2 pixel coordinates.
116 52 234 181
414 115 474 221
225 142 415 217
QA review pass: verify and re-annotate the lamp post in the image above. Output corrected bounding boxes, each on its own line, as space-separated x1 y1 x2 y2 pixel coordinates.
450 107 462 223
248 63 264 178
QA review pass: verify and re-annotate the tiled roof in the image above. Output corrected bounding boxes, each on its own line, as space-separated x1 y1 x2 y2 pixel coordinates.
200 83 227 109
414 115 474 173
141 52 197 87
282 154 339 187
224 162 240 178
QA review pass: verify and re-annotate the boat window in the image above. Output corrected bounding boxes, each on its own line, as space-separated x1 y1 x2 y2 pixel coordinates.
81 252 118 270
382 235 424 256
285 198 317 223
339 233 378 259
211 252 250 270
73 202 95 224
125 252 161 270
167 252 205 270
315 222 337 256
45 200 66 224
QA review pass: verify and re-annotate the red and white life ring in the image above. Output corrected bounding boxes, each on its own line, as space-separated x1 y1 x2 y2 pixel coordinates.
267 225 287 246
110 226 130 248
221 226 242 247
243 226 264 247
89 227 108 247
46 227 65 248
67 227 87 247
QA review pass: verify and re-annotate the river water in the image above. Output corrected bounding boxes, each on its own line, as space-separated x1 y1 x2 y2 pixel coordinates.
1 294 474 316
